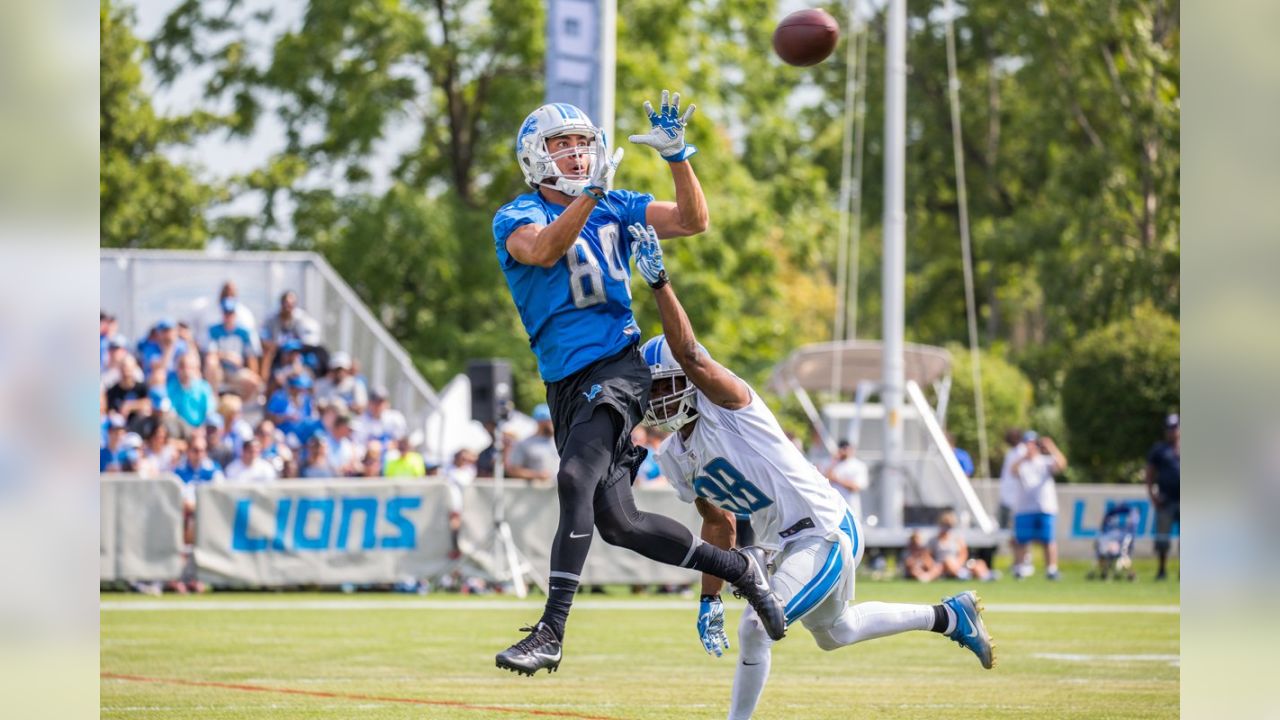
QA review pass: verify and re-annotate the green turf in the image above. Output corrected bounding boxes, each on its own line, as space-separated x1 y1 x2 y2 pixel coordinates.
101 560 1179 719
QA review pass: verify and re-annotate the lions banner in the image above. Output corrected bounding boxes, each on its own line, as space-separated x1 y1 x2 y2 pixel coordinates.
195 480 456 587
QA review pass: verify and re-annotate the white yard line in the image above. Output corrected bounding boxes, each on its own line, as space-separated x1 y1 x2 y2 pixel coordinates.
1034 652 1180 666
100 599 1180 613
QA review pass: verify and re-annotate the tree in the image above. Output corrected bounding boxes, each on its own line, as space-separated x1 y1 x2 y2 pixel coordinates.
943 343 1033 477
100 0 216 248
1061 304 1179 483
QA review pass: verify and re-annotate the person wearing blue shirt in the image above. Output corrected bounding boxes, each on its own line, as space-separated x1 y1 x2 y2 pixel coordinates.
99 414 137 472
166 351 215 430
491 94 777 676
1145 413 1180 580
173 434 225 501
267 373 320 446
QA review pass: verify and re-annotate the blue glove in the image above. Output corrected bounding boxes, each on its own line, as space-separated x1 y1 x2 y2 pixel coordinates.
627 223 667 288
628 90 698 162
697 594 730 657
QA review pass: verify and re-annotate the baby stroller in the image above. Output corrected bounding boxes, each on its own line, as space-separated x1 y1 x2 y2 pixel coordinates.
1088 503 1139 581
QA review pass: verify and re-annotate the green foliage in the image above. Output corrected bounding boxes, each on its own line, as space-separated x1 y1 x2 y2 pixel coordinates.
944 343 1033 477
114 0 1180 482
1061 304 1179 483
100 0 217 248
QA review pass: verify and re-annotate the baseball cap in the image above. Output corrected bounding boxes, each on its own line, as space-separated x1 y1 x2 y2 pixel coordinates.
107 414 127 430
532 403 552 421
288 374 313 390
281 339 304 353
370 385 389 402
1165 413 1179 429
154 318 175 331
205 412 224 429
330 351 352 370
108 333 128 349
1022 430 1039 443
221 297 238 314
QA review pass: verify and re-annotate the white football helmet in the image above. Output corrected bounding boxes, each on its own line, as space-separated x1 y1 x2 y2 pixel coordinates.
640 335 703 432
515 103 609 196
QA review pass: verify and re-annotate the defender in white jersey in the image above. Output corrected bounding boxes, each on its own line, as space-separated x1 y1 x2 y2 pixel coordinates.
628 224 996 719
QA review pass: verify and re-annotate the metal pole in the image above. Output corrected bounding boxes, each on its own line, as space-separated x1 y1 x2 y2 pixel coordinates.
880 0 907 530
599 0 617 149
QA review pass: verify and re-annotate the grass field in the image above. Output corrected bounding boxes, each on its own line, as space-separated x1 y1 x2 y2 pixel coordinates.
101 559 1179 719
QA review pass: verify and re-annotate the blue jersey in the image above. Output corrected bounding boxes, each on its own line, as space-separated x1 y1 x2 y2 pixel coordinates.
493 189 653 381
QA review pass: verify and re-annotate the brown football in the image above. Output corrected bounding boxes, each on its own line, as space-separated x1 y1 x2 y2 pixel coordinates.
772 9 840 67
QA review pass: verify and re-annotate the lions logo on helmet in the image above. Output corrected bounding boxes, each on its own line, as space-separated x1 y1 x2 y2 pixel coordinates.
515 103 610 196
640 335 704 432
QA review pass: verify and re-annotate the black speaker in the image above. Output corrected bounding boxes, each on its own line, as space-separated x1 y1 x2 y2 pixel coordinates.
467 359 513 425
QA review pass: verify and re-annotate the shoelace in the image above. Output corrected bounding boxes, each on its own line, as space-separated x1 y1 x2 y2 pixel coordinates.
511 624 552 653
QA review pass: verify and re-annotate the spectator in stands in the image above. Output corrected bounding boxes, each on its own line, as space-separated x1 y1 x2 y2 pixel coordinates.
267 373 319 446
1146 413 1181 581
207 297 264 398
997 428 1026 530
204 413 235 469
354 386 407 445
101 332 132 387
166 350 216 430
100 414 137 472
507 403 558 484
359 440 385 477
1010 432 1068 580
216 394 255 462
224 438 278 483
903 530 942 582
824 440 870 521
314 351 369 412
326 414 360 475
173 432 225 506
301 435 338 478
948 432 975 477
269 339 312 392
135 420 179 478
386 435 428 477
139 319 188 373
255 419 293 475
105 354 150 422
216 281 258 333
445 448 479 559
261 290 322 376
929 510 994 581
100 311 117 372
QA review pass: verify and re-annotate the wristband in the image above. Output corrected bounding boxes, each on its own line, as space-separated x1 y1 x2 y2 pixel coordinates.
662 145 699 163
649 270 669 290
700 594 721 603
584 185 606 201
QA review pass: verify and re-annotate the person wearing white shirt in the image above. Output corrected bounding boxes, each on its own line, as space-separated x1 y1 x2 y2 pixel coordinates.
1009 432 1067 580
823 441 869 521
996 428 1027 529
224 439 278 483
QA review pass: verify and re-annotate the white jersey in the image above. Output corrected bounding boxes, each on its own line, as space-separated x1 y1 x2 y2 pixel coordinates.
657 388 850 551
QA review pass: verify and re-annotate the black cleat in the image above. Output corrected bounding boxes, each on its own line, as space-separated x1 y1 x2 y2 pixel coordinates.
495 622 562 676
731 546 787 641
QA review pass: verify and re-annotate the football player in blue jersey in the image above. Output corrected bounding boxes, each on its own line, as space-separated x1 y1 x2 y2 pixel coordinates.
492 94 788 676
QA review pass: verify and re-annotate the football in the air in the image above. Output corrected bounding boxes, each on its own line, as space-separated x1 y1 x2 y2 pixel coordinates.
772 9 840 67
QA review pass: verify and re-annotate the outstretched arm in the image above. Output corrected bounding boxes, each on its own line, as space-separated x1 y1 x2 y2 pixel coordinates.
646 161 708 238
629 224 750 410
629 91 708 238
694 497 734 658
